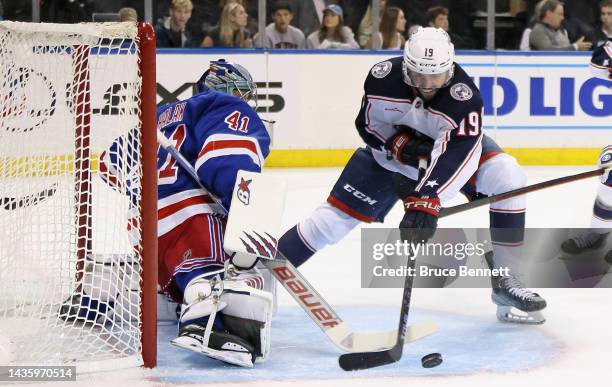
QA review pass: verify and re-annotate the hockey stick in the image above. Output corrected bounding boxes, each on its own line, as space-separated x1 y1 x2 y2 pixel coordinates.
339 159 427 371
440 167 608 218
339 251 417 370
337 166 610 369
266 251 437 352
157 130 438 353
1 183 58 210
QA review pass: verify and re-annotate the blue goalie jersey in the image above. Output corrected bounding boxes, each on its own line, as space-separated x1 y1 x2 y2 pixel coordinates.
100 90 270 237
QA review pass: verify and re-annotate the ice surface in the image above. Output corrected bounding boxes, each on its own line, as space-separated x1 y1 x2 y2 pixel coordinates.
24 166 612 386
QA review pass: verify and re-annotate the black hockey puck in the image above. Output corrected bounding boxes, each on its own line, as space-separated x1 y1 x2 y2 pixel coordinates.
421 352 443 368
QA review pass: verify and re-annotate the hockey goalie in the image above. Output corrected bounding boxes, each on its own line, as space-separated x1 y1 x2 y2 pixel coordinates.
97 59 274 368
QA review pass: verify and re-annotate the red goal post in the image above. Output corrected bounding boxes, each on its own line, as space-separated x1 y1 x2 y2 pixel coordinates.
0 22 157 369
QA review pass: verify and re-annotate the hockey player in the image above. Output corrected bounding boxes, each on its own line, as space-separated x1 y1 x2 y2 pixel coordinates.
561 39 612 260
589 38 612 80
100 59 273 367
278 27 546 324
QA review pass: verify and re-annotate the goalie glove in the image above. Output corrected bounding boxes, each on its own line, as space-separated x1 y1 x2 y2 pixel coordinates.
599 146 612 185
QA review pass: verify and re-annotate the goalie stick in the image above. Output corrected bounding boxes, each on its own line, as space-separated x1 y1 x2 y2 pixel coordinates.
1 183 58 210
156 130 438 353
265 251 437 352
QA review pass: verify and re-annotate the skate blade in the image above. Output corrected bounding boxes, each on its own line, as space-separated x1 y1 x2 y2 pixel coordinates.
171 335 254 368
496 306 545 325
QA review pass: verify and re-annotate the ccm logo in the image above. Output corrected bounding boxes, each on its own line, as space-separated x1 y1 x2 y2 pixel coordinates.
343 184 378 205
272 266 340 328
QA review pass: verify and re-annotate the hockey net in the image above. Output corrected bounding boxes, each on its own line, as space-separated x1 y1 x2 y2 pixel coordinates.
0 22 157 369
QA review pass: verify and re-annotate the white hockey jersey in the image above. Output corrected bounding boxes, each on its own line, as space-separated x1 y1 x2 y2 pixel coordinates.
590 38 612 80
355 56 484 203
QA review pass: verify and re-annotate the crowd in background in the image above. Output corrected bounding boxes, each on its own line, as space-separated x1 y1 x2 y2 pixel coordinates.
0 0 609 51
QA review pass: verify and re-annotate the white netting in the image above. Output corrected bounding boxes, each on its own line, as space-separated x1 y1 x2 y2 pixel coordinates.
0 22 145 367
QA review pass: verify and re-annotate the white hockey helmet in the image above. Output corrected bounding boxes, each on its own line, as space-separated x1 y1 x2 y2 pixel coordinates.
402 27 455 91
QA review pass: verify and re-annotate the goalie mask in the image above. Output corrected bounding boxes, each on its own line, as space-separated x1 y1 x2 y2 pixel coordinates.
196 59 257 106
402 27 455 96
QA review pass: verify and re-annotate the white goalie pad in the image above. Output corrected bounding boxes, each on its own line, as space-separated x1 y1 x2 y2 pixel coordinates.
256 261 278 316
174 269 274 363
222 280 274 362
224 170 287 265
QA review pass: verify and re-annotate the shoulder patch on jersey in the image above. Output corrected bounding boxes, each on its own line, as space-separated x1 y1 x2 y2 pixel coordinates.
450 83 473 101
371 61 393 79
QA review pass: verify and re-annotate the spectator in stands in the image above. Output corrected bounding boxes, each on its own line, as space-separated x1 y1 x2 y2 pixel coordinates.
288 0 335 38
306 4 359 49
363 6 406 50
563 0 601 41
388 0 423 29
587 0 612 48
119 7 138 22
425 6 473 49
155 0 194 48
358 0 387 48
239 0 259 35
153 1 172 25
202 2 253 47
253 1 305 48
184 0 232 45
389 0 476 46
339 0 369 37
529 0 592 50
183 0 256 44
519 0 545 50
381 6 406 49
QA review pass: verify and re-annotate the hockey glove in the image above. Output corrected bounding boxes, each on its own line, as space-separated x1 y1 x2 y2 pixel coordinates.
399 192 440 244
385 127 434 165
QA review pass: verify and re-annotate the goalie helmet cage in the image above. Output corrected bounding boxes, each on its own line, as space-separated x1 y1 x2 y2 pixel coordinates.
0 22 157 369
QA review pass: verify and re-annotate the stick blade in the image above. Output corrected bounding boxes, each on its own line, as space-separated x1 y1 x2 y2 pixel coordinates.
338 344 402 371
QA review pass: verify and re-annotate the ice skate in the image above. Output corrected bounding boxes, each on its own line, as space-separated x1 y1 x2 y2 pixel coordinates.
486 252 546 324
561 231 609 254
